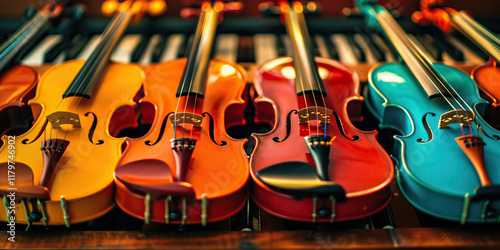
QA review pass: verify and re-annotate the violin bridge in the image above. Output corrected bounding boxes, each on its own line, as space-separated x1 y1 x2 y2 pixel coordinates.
47 111 81 128
439 110 475 128
297 106 333 125
169 112 203 128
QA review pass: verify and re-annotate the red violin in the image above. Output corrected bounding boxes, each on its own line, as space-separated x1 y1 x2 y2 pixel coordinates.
249 1 394 223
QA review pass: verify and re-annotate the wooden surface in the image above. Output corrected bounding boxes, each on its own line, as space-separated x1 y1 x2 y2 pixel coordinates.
1 228 500 249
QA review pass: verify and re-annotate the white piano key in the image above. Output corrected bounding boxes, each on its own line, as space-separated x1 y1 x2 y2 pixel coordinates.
447 36 485 64
214 34 238 62
408 34 436 63
111 34 142 63
314 35 330 58
21 34 62 65
371 34 397 62
331 34 357 64
281 34 293 57
138 34 162 64
254 34 278 65
353 34 377 64
77 35 102 60
160 34 184 62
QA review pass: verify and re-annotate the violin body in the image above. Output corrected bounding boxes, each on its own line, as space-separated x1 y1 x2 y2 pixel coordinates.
0 65 38 138
366 62 500 223
472 63 500 130
114 58 249 224
251 57 394 222
0 60 144 225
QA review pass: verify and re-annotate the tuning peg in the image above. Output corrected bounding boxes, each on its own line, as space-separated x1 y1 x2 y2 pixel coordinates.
101 0 120 16
147 0 167 16
63 4 86 20
180 1 242 19
259 1 320 16
23 6 37 19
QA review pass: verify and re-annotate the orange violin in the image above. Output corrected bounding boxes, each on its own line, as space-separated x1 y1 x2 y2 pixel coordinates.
249 1 393 223
0 3 66 144
114 1 248 225
413 0 500 129
0 0 154 229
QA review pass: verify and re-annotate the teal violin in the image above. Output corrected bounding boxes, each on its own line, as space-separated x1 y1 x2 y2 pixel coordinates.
356 0 500 223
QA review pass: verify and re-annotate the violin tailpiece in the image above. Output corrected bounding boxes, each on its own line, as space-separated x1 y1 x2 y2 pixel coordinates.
439 110 475 128
170 138 197 182
305 135 333 181
41 139 70 188
455 135 491 187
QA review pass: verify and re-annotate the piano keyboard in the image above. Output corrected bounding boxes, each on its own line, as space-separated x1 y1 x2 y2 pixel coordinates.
5 17 491 69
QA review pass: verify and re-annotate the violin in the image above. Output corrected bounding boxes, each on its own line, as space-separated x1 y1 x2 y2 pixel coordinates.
249 1 394 223
0 2 68 144
0 0 153 229
357 0 500 223
413 0 500 130
113 1 248 225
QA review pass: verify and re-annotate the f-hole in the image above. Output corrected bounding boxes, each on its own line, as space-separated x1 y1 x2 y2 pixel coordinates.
417 112 435 143
202 112 227 146
85 112 104 145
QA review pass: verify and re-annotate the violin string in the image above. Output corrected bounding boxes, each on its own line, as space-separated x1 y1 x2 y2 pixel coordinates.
178 7 208 140
286 4 311 136
381 11 470 125
288 3 319 137
70 11 127 113
54 11 125 114
2 11 45 57
382 11 478 137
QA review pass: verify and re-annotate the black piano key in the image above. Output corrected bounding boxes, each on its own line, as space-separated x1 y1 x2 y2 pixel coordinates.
278 34 288 57
180 35 193 58
65 34 90 60
360 33 385 62
44 37 72 62
346 34 366 62
323 34 339 60
131 35 150 63
430 30 464 61
311 35 321 57
372 34 398 62
151 35 167 63
237 36 255 63
415 34 442 61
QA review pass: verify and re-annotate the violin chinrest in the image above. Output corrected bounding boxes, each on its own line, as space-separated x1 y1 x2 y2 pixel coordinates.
0 185 50 201
256 161 347 201
115 159 195 200
115 159 173 184
0 162 34 186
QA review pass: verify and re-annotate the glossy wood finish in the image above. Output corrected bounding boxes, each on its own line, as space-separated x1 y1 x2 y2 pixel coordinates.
2 228 500 249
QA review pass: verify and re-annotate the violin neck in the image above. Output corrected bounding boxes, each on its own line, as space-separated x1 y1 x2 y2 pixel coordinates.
0 8 52 72
448 10 500 63
371 6 451 99
283 4 325 96
62 10 134 99
176 4 219 98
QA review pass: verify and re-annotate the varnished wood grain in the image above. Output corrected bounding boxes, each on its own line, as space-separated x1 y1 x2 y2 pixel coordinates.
1 228 500 249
